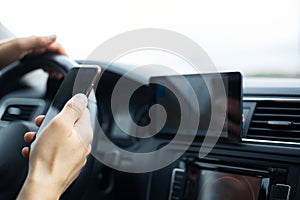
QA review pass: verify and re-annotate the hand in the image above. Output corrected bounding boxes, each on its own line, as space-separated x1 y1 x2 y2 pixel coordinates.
0 35 67 70
17 93 93 200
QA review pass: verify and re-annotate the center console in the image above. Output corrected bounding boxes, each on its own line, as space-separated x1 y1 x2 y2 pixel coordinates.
148 72 294 200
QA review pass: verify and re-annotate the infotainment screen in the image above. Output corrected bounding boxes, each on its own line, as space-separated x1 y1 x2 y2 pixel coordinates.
150 72 242 142
183 164 269 200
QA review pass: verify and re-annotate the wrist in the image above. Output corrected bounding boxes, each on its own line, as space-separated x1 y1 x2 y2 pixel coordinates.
17 172 62 200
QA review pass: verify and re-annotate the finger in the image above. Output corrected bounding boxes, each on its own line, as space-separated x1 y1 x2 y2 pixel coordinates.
16 35 56 52
30 41 67 56
46 70 63 80
24 132 36 143
74 108 93 148
21 147 30 159
30 47 48 56
34 115 45 126
52 72 63 80
59 93 88 126
47 43 68 56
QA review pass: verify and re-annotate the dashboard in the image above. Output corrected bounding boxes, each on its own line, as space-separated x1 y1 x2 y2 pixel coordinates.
0 61 300 200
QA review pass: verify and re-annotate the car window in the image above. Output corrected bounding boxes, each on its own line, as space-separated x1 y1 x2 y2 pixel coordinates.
1 0 299 77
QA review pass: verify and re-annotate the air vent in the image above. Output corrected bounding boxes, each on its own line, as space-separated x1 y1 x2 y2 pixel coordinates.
1 104 37 122
247 100 300 142
0 98 45 127
168 168 185 200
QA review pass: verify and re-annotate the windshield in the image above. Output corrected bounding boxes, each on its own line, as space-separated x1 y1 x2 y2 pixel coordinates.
1 0 299 77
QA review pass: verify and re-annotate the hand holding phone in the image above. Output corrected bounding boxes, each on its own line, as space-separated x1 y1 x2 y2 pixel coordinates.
19 66 101 199
31 66 101 145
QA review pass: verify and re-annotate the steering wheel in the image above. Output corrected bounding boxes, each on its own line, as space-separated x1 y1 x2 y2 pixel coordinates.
0 54 94 199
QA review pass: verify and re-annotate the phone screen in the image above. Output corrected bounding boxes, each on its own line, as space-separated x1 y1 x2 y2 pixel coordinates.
33 66 101 142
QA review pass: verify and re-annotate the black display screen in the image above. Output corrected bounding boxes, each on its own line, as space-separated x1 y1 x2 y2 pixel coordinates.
150 72 242 142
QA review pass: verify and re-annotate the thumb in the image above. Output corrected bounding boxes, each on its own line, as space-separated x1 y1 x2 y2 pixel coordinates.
60 93 88 125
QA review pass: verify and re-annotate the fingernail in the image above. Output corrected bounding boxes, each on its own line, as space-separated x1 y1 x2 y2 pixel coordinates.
48 35 56 43
73 93 88 107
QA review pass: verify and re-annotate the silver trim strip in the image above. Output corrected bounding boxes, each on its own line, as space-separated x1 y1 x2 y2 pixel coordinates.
168 168 185 200
242 138 300 146
243 97 300 102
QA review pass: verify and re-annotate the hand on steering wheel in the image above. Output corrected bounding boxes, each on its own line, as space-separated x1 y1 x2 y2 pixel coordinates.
0 35 67 70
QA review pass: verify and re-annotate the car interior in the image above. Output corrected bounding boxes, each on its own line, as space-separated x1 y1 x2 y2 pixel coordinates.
0 1 300 199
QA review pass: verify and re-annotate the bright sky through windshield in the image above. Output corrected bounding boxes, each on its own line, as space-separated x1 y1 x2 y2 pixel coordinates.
1 0 299 76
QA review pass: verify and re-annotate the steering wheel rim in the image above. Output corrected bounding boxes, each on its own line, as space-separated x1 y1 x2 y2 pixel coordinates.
0 53 78 87
0 53 95 199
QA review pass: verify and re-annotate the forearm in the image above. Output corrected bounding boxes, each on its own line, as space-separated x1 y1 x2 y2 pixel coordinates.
0 41 23 70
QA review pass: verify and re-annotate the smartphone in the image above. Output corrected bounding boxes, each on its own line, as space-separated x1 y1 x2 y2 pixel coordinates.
31 66 101 145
